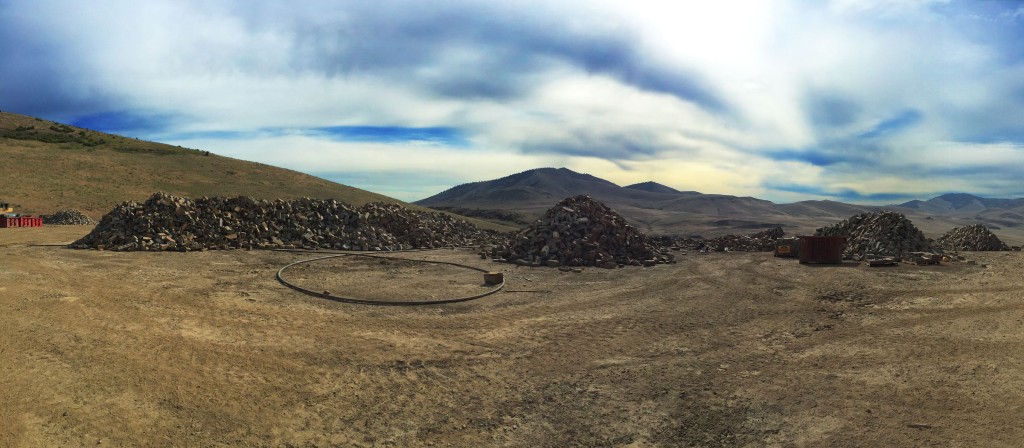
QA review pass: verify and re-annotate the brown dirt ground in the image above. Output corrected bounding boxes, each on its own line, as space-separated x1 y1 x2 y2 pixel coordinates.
3 227 1024 447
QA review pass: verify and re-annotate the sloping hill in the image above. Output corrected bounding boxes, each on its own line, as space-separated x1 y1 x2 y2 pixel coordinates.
624 181 682 194
0 112 512 232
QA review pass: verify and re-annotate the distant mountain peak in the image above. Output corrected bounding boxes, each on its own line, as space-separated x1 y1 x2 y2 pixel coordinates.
415 166 622 206
624 181 681 194
895 192 1024 214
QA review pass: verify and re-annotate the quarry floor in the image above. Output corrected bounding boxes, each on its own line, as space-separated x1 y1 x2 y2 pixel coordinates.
3 227 1024 447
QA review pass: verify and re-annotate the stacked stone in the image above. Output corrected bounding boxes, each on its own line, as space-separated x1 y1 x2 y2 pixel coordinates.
936 224 1010 251
704 227 784 252
428 206 530 225
815 211 938 260
657 227 784 252
70 192 505 252
489 195 673 268
43 209 96 225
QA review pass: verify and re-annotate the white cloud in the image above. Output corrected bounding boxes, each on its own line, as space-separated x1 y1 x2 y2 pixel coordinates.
3 0 1024 203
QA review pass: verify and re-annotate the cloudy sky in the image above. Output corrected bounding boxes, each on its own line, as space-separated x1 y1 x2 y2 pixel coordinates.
3 0 1024 203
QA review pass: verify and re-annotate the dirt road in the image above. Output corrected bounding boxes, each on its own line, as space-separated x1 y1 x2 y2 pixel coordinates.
2 227 1023 446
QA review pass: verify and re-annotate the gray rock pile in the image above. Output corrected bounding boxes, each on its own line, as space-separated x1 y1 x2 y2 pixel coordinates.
43 209 96 225
70 192 504 252
936 224 1009 251
488 196 673 268
815 211 938 260
705 227 784 252
662 227 785 252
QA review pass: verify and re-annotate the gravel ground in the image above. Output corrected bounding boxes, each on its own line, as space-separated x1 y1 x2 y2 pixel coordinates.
2 227 1024 446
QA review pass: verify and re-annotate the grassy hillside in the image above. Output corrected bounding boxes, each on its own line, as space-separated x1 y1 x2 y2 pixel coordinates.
0 112 515 231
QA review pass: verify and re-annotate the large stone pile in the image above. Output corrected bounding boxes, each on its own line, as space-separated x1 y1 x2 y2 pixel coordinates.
43 209 96 225
815 211 938 260
70 192 505 252
705 227 784 252
489 195 673 268
661 227 784 252
936 224 1010 251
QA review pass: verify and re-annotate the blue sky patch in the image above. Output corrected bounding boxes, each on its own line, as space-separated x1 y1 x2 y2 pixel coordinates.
765 149 850 167
150 125 471 149
768 183 913 203
313 126 470 147
857 109 922 139
70 110 179 136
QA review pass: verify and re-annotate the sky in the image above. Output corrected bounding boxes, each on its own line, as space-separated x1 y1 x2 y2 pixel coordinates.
2 0 1024 203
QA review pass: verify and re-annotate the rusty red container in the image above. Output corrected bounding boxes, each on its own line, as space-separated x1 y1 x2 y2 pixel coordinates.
798 236 846 264
0 217 12 228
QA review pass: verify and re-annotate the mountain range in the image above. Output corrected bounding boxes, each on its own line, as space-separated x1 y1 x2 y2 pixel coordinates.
416 167 1024 243
4 110 1021 244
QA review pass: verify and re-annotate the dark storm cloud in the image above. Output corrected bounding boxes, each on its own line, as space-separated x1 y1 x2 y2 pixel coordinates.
1 0 729 125
0 5 115 119
244 1 729 110
805 92 862 129
519 130 670 160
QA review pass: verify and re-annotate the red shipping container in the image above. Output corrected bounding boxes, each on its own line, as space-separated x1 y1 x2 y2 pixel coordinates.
0 216 44 228
798 236 846 264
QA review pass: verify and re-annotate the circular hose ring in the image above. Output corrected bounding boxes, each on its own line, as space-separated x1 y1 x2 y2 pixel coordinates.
276 251 504 306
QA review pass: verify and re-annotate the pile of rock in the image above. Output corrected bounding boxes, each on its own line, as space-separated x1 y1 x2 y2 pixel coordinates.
428 206 530 225
815 211 938 260
705 227 784 252
70 192 505 252
488 195 673 268
935 224 1010 251
43 209 96 225
661 227 785 252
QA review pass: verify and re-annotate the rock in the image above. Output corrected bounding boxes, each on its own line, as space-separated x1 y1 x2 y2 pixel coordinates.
864 257 896 267
43 209 96 225
654 227 786 253
70 192 509 252
815 211 938 260
905 251 942 265
935 224 1009 251
490 196 673 267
